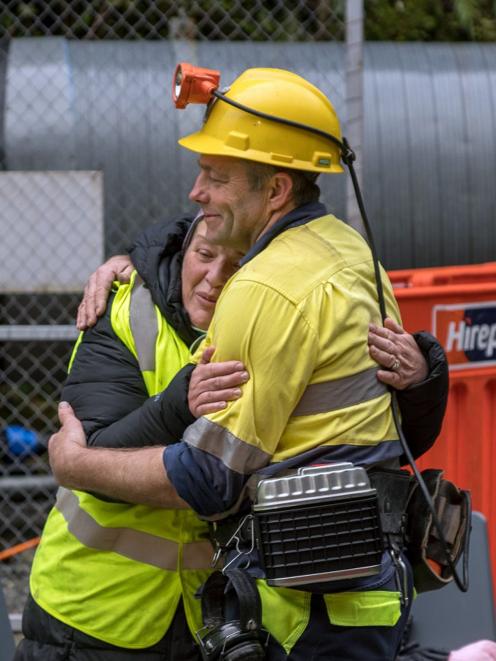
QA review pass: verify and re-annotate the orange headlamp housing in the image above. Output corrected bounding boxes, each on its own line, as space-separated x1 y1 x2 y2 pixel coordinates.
173 62 220 109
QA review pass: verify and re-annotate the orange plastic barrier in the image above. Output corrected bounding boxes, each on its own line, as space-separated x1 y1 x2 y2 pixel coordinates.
390 262 496 593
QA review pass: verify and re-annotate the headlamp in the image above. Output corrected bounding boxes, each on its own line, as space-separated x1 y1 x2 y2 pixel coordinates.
173 62 220 109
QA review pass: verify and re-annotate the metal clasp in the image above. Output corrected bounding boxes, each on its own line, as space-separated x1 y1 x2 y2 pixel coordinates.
389 544 409 608
220 514 255 574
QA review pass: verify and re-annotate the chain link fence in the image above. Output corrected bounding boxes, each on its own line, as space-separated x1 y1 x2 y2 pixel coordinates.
0 0 357 623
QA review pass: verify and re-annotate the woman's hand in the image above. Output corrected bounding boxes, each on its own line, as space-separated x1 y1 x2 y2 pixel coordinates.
77 255 134 330
368 317 429 390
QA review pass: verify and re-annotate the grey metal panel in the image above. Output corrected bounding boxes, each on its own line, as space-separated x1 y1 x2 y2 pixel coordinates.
0 325 79 340
432 44 471 267
0 475 57 490
0 39 10 167
345 0 365 234
364 42 496 269
457 44 496 264
481 45 496 263
403 43 443 268
68 40 187 250
365 42 448 269
3 40 496 268
365 42 414 268
0 171 104 291
6 38 76 170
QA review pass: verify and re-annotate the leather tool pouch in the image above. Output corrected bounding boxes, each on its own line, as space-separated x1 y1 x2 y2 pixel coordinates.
406 469 471 593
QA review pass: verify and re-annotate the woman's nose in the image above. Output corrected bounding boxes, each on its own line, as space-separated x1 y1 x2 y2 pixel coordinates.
206 262 228 288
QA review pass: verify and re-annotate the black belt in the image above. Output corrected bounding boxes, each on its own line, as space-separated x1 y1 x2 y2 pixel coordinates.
211 468 412 558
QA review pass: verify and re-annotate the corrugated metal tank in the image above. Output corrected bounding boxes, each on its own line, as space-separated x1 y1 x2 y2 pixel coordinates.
2 38 495 268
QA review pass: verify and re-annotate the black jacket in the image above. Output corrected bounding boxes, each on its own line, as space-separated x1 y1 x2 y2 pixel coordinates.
397 331 449 461
62 217 199 448
63 218 448 460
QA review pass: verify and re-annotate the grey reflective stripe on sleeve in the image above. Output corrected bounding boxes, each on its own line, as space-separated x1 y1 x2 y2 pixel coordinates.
183 417 271 474
292 367 388 417
129 275 158 372
55 488 212 571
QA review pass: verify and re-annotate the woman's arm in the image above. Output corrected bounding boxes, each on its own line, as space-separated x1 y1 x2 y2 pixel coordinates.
64 302 247 449
368 318 448 461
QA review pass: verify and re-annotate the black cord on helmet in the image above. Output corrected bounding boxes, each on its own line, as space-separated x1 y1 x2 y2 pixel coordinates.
212 89 344 151
212 88 470 592
345 148 470 593
340 137 387 323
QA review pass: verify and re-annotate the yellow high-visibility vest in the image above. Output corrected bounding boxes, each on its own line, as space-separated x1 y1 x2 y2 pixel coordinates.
30 272 212 648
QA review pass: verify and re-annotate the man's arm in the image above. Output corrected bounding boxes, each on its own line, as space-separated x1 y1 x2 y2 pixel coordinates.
49 402 187 508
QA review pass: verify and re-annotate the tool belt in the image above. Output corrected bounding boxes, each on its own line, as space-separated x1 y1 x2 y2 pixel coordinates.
210 463 471 595
405 468 471 593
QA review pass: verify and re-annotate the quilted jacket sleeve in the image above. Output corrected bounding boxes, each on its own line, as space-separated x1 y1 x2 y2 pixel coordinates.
61 299 195 448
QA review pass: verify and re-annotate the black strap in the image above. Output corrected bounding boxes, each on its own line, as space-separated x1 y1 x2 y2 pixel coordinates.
225 569 262 631
200 569 262 632
369 468 412 539
201 571 226 628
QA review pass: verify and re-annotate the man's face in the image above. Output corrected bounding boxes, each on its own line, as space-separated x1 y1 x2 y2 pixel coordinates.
181 220 243 330
188 155 270 253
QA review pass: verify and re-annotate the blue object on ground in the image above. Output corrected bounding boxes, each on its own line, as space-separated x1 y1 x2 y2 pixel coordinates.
4 425 38 457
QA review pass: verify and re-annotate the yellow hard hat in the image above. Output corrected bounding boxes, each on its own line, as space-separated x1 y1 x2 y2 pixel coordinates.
178 68 344 174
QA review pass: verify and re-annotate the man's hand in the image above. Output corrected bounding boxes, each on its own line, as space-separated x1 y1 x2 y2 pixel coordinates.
48 402 87 488
77 255 134 330
48 402 186 507
368 317 429 390
189 346 250 417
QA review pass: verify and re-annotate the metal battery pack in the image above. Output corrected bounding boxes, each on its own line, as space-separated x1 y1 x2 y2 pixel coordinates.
253 463 384 587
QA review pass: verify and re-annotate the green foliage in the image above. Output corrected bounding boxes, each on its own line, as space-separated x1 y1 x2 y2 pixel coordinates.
0 0 495 41
365 0 496 41
0 0 345 40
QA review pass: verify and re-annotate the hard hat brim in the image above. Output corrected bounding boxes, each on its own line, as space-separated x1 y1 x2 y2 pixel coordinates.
178 131 344 175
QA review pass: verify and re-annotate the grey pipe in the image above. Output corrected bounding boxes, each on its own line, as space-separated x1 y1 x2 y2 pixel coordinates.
3 39 496 268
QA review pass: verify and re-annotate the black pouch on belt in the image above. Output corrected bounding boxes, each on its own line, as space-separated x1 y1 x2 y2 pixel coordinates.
368 468 413 542
405 469 471 593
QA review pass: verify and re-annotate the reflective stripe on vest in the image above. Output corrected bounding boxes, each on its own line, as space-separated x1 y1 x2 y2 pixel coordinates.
292 367 388 417
55 488 213 571
129 275 157 372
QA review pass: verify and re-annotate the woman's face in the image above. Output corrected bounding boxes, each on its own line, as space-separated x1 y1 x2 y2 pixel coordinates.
181 220 244 329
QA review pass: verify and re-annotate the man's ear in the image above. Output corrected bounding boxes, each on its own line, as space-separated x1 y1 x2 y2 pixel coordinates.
267 172 294 211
